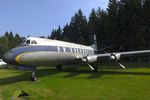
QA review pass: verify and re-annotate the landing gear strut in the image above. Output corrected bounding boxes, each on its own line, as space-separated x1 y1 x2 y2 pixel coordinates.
31 72 37 81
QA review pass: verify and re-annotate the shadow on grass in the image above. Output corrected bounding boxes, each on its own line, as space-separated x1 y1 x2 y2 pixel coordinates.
0 68 59 85
62 69 150 79
63 70 103 79
0 68 7 69
99 70 150 75
0 68 150 85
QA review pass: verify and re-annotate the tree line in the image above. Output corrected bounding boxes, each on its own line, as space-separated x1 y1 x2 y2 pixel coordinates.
50 0 150 52
0 0 149 61
0 32 23 57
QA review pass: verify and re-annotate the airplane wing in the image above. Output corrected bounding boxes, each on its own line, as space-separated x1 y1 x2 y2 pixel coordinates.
81 50 150 70
96 50 150 60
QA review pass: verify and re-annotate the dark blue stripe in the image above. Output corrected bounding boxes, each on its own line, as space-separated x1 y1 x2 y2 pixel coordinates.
9 45 94 63
11 46 57 57
5 45 94 65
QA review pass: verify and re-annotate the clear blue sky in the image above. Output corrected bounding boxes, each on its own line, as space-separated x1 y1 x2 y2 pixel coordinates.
0 0 108 37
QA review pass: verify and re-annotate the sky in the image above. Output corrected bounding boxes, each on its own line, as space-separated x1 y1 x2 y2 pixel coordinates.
0 0 109 37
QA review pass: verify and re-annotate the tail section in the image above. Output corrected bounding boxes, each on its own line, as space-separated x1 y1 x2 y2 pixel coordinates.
91 34 97 50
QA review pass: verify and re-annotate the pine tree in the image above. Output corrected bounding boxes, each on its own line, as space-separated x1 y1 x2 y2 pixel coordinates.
142 0 150 49
0 36 9 54
107 0 120 46
118 0 143 50
50 26 62 40
96 8 108 48
14 33 22 47
88 9 99 46
62 9 89 45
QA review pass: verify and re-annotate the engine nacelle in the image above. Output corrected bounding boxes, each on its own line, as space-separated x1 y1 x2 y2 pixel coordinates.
87 55 97 63
110 53 121 61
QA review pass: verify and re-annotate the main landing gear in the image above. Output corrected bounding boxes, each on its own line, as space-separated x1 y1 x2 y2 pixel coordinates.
56 65 62 70
93 66 98 72
31 72 37 81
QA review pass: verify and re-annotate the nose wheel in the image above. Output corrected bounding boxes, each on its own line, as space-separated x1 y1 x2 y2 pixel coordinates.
31 72 37 81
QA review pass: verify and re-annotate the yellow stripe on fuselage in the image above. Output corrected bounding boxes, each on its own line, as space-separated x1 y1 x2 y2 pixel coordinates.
15 52 32 64
15 53 25 64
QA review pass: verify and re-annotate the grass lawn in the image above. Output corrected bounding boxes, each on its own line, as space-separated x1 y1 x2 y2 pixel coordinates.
0 63 150 100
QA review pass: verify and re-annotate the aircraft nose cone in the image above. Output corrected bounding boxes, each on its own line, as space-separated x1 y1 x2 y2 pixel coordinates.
2 52 14 64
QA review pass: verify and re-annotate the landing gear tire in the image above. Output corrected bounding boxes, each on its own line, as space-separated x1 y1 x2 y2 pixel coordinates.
93 66 98 72
56 65 62 71
31 72 37 81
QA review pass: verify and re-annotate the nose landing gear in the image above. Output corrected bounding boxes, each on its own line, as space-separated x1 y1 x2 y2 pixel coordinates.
31 72 37 81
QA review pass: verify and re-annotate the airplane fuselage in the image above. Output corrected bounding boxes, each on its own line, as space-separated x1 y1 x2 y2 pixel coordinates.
2 37 95 66
3 36 150 81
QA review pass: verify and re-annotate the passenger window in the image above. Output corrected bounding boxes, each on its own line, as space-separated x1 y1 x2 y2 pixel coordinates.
66 48 70 52
57 47 60 52
75 48 77 52
79 49 80 52
80 49 81 53
72 48 74 52
63 47 66 52
60 47 63 52
70 48 72 52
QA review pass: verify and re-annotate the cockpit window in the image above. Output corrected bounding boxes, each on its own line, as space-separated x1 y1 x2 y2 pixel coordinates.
31 40 37 44
21 39 37 45
31 41 34 44
34 41 37 44
22 40 26 43
26 40 30 44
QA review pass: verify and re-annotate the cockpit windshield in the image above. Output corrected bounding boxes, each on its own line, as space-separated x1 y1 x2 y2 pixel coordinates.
31 40 37 44
26 40 30 44
22 39 37 45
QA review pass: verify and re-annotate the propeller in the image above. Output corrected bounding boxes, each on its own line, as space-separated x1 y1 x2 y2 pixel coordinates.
78 55 95 70
114 45 122 55
86 62 95 70
102 45 126 69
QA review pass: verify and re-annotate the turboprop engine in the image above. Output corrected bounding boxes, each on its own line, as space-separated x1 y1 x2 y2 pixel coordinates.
109 53 121 61
86 55 98 63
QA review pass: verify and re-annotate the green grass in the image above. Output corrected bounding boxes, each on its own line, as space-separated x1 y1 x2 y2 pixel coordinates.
0 63 150 100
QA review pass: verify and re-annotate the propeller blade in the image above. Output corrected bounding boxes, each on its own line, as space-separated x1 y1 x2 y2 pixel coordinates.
102 50 111 56
86 62 95 70
115 45 122 55
96 44 118 52
78 55 95 70
118 62 125 69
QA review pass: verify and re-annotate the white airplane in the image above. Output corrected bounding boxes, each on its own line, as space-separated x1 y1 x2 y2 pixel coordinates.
0 59 7 66
2 35 150 81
